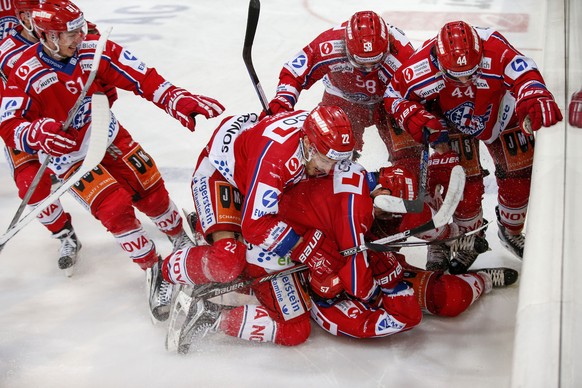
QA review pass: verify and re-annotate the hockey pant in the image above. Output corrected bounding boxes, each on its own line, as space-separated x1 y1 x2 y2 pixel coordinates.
217 264 312 346
404 269 488 317
62 125 184 269
310 282 422 338
4 146 71 234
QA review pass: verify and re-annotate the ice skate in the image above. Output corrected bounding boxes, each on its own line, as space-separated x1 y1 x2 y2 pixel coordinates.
52 221 82 277
146 257 174 322
166 285 222 354
448 234 489 274
426 243 450 271
474 267 519 288
495 206 524 259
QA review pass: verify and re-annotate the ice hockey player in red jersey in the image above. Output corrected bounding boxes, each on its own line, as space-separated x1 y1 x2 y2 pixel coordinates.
0 0 225 322
384 20 562 265
167 160 517 351
266 10 423 170
0 0 85 276
569 89 582 128
162 105 355 351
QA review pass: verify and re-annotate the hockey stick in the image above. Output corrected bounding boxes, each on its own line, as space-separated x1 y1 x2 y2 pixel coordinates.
0 93 110 249
374 130 430 214
191 263 308 301
341 164 465 256
243 0 271 114
165 263 308 352
367 220 490 251
1 27 112 240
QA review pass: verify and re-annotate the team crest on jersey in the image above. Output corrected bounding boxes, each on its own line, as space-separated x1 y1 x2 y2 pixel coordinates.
119 49 146 74
481 57 492 70
71 97 92 130
403 59 431 82
251 182 280 220
32 73 58 94
447 102 492 136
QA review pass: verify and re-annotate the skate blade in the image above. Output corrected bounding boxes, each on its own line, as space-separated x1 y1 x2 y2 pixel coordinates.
166 286 194 352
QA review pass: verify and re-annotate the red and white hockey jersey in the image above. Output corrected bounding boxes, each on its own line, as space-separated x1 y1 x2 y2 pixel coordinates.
384 27 549 144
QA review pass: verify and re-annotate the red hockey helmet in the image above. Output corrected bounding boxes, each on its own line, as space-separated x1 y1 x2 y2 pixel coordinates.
13 0 40 14
345 11 389 71
436 21 482 79
31 0 86 36
303 105 354 161
376 165 417 201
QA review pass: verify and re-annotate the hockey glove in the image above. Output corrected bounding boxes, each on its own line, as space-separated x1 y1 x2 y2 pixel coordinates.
427 148 461 198
309 271 344 299
160 86 225 131
515 86 562 133
23 118 78 156
290 229 342 277
569 89 582 128
369 251 404 291
392 100 447 144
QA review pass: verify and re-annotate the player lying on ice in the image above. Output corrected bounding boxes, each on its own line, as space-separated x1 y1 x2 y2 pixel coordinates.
159 110 517 352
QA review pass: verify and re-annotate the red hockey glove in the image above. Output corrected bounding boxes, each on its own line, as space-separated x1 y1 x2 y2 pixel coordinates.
569 89 582 128
369 251 404 291
309 272 344 299
516 86 563 133
24 118 78 156
101 84 118 107
259 95 295 120
427 148 461 197
392 100 447 144
86 21 100 35
290 229 342 277
160 86 225 131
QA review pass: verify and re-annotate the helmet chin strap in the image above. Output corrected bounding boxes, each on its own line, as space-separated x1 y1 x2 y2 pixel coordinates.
300 137 313 163
41 32 66 60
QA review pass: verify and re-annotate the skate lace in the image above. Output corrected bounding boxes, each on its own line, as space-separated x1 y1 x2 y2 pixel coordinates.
483 269 505 287
449 235 476 253
171 230 194 252
503 232 525 249
60 236 77 257
452 249 478 266
159 280 174 305
427 243 449 261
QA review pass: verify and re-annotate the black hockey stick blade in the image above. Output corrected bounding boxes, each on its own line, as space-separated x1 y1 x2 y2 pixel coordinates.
242 0 270 114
